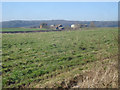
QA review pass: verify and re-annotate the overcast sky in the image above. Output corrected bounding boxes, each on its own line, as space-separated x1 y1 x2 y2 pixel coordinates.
2 2 118 21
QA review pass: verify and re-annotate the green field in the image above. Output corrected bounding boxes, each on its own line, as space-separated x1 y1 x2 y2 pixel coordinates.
2 28 48 32
2 27 118 88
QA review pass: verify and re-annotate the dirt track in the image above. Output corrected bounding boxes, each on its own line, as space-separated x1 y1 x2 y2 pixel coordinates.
0 29 63 33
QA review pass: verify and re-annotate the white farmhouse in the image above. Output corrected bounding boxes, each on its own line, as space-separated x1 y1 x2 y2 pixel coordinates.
71 24 75 29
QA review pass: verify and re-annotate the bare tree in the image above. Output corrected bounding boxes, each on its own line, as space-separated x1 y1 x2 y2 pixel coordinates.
40 23 49 29
90 21 96 28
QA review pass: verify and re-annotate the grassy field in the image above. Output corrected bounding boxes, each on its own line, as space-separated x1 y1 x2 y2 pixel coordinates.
2 28 49 32
2 27 118 88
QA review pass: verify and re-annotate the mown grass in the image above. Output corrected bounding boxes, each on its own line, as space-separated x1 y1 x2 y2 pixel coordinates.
2 27 118 88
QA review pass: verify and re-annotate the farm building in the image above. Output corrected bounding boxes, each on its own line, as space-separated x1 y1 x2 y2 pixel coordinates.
50 24 64 30
71 24 88 29
84 24 88 27
50 24 56 29
56 24 64 30
71 24 81 29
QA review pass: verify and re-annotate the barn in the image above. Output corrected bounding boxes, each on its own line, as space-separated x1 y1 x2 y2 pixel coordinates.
50 24 64 30
71 24 88 29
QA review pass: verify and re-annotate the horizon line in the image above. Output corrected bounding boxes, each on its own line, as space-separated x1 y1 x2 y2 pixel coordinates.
1 19 118 22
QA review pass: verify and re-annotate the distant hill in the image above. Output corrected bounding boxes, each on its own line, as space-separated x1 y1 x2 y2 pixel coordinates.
0 20 118 28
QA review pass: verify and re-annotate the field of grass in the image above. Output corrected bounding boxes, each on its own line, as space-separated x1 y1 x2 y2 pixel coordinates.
2 27 118 88
2 28 49 32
